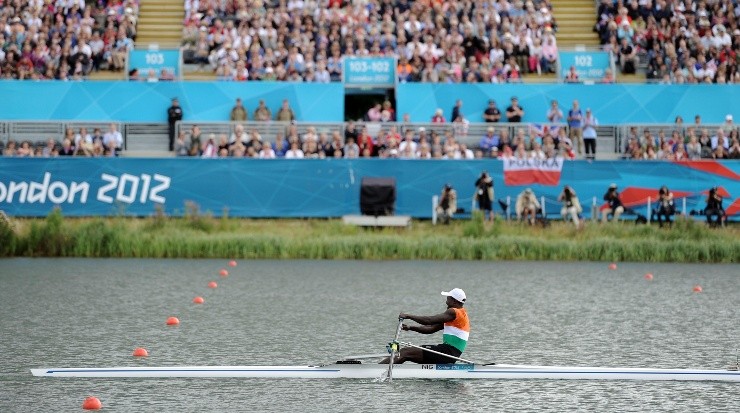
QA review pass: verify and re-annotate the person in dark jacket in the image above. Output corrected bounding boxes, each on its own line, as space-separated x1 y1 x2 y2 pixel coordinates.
167 97 183 151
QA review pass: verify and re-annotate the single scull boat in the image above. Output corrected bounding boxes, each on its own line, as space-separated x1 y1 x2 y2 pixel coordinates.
31 362 740 381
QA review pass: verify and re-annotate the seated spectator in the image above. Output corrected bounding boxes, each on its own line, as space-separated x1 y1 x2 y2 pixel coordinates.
601 183 624 223
656 185 675 227
516 188 541 225
431 109 445 123
704 187 725 227
558 185 582 228
618 38 637 74
436 184 457 225
564 66 580 83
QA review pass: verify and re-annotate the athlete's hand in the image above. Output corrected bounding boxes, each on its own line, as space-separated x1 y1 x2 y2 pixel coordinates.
401 324 411 331
399 312 410 320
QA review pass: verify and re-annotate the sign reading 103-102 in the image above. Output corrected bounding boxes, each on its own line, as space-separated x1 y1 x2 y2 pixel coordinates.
343 57 396 88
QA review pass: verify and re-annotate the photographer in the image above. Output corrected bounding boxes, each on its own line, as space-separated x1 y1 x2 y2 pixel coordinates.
602 183 624 223
704 187 725 227
558 185 582 228
656 185 675 227
474 171 495 222
436 184 458 224
516 188 540 225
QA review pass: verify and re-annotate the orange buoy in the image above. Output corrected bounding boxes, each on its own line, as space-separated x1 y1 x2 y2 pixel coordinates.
208 281 218 289
693 285 703 293
644 273 654 281
219 269 229 277
166 316 180 326
132 347 148 357
608 263 617 270
193 296 204 304
228 260 237 267
82 396 102 410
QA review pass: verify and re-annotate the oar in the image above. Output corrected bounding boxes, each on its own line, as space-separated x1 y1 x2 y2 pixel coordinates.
397 341 478 365
386 317 404 382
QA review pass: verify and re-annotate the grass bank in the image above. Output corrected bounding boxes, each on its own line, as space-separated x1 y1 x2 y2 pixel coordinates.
1 209 738 263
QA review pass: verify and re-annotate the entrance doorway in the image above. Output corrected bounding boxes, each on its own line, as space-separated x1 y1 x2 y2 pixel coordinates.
344 89 396 122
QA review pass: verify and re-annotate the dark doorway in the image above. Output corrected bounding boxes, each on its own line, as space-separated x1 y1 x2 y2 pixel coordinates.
344 89 396 121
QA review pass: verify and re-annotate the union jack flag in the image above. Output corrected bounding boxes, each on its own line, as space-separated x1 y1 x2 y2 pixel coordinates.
528 123 562 138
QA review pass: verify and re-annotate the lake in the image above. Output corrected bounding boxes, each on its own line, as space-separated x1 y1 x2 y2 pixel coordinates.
0 259 738 412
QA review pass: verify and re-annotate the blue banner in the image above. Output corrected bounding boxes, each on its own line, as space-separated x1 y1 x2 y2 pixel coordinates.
558 51 612 81
1 159 738 219
128 49 182 78
0 82 344 122
343 57 396 87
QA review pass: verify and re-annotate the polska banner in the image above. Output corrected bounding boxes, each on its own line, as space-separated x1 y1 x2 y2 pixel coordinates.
503 157 565 186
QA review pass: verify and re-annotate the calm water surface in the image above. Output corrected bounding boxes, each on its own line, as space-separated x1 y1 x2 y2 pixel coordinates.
0 259 738 412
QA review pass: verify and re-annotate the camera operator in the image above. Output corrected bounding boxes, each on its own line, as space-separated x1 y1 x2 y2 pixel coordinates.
704 187 725 227
602 183 624 223
474 171 494 222
558 185 582 228
436 184 458 224
516 188 540 225
656 185 675 227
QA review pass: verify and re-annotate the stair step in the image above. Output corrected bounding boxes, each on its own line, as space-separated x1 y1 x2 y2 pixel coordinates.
138 17 183 24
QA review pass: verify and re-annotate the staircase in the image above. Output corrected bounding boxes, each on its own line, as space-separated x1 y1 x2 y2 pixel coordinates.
135 0 183 49
551 0 600 48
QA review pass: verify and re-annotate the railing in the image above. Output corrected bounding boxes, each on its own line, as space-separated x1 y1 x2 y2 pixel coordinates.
0 121 124 146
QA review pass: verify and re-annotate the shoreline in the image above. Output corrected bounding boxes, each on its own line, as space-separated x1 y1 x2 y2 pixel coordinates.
1 210 738 263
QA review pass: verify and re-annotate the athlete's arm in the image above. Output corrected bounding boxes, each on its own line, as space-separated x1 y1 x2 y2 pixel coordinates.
403 323 443 334
400 308 456 326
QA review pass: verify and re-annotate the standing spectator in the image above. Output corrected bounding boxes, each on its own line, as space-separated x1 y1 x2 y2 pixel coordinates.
167 98 183 151
474 171 495 222
583 108 598 160
276 100 296 122
546 100 564 123
483 100 501 123
506 97 525 122
366 104 382 122
601 183 624 223
230 98 247 121
567 100 584 155
451 99 463 123
721 114 735 134
253 100 272 121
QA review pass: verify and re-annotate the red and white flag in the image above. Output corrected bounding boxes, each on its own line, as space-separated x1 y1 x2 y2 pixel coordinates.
503 157 564 186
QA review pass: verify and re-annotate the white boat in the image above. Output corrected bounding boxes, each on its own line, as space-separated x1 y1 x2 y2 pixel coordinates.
31 362 740 381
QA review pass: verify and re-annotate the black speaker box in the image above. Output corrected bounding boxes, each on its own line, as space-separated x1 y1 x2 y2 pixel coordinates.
360 177 396 216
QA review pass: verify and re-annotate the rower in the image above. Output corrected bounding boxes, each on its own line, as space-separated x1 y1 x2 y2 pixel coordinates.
381 288 469 365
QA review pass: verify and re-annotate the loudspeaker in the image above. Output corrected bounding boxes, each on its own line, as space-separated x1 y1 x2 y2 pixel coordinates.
360 177 396 216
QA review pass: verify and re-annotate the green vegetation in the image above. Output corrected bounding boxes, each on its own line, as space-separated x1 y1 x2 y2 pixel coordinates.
2 207 739 262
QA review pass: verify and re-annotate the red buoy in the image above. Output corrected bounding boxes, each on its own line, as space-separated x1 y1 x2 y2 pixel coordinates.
693 285 703 293
193 296 204 304
166 316 180 326
608 263 617 270
208 281 218 289
82 396 102 410
132 347 148 357
219 269 229 277
228 260 237 267
644 273 654 281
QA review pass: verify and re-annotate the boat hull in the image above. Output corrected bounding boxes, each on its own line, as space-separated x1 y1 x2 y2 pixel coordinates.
31 363 740 381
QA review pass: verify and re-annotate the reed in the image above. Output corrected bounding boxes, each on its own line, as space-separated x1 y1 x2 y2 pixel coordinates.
2 209 739 262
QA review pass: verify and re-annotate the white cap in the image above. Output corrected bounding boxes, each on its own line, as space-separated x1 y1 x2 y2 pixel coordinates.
726 114 733 121
441 288 466 303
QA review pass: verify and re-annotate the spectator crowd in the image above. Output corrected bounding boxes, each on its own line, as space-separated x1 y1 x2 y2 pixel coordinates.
0 0 139 80
622 114 740 160
597 0 740 83
181 0 560 83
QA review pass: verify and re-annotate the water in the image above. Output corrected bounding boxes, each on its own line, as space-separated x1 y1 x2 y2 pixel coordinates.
0 259 738 412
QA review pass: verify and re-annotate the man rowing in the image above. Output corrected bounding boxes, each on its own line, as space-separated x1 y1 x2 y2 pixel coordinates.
381 288 469 364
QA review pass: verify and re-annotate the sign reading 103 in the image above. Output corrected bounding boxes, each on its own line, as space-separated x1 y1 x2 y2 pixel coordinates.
145 52 165 65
